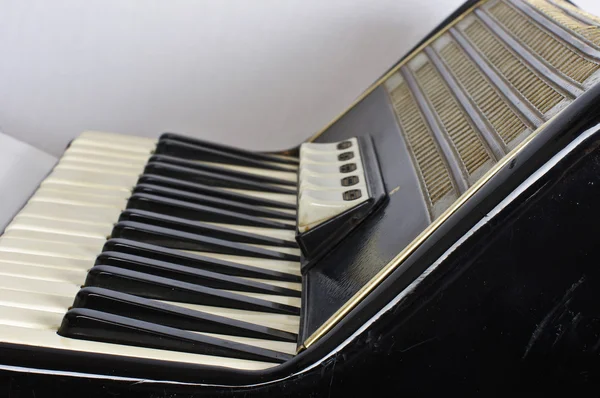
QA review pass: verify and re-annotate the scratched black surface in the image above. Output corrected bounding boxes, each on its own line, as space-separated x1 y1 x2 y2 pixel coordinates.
302 85 430 338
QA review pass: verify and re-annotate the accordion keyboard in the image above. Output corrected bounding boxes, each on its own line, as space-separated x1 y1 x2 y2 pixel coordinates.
0 131 302 370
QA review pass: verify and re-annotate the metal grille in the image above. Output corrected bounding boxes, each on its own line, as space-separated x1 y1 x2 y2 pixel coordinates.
488 1 599 83
464 19 565 114
439 40 528 145
388 80 454 208
551 0 600 26
526 0 600 47
414 61 492 176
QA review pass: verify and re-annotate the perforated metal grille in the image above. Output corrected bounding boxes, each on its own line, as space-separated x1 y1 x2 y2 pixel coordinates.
551 0 600 26
464 19 565 114
439 40 528 145
488 1 599 83
388 80 454 206
414 61 492 176
526 0 600 46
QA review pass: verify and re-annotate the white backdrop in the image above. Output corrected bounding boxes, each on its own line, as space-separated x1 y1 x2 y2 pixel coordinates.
0 0 599 156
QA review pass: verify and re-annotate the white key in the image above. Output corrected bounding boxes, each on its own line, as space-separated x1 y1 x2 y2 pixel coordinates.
30 188 127 208
261 206 297 216
0 289 73 313
223 291 301 307
197 332 297 355
186 251 301 276
39 182 133 200
0 324 274 369
0 261 87 284
263 218 296 226
0 237 99 260
65 145 150 162
0 304 64 329
19 202 121 226
205 223 296 241
2 230 106 250
0 274 80 297
195 161 297 183
243 278 301 292
168 301 300 333
79 131 157 147
46 168 137 190
250 245 302 257
7 216 112 238
54 162 140 177
60 154 147 171
71 138 153 154
0 252 92 271
223 189 297 205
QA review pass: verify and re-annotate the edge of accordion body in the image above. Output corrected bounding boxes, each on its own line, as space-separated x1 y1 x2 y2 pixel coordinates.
302 0 600 349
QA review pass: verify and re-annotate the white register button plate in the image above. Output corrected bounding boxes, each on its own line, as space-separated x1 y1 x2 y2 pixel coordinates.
297 138 369 233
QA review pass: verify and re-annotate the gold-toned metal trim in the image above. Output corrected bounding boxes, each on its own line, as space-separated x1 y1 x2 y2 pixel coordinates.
306 0 489 144
301 112 557 350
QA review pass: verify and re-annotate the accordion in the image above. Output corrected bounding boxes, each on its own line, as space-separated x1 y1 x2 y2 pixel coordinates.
3 0 600 395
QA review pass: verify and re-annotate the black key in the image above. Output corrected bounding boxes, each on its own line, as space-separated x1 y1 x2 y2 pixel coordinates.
103 239 301 282
73 287 297 342
155 139 296 172
138 175 296 210
95 252 301 297
119 209 298 248
127 193 295 230
59 308 292 363
132 184 296 221
85 266 300 315
110 221 300 262
149 154 297 187
159 133 299 166
144 162 296 194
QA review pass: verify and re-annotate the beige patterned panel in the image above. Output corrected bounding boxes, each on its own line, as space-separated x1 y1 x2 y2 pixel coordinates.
526 0 600 46
387 79 456 218
551 0 600 25
414 61 493 180
464 19 565 114
439 40 528 147
488 1 599 84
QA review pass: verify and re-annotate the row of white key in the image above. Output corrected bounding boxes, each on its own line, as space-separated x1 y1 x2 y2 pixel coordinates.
0 131 302 369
